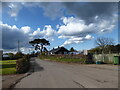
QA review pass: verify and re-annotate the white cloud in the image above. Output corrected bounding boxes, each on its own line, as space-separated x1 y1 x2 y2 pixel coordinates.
56 24 60 29
1 23 30 49
85 34 93 40
8 3 23 18
32 28 40 36
58 16 117 46
32 25 57 41
21 26 31 34
61 35 94 46
1 23 57 49
3 47 34 54
42 25 57 37
20 47 34 54
6 2 65 20
58 17 96 37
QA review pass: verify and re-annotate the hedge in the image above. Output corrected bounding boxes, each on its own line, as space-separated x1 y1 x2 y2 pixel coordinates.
16 55 30 74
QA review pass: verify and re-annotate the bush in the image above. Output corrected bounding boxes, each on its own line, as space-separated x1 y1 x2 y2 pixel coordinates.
8 53 14 60
85 54 95 64
14 52 24 59
39 54 88 64
16 56 30 74
23 54 30 60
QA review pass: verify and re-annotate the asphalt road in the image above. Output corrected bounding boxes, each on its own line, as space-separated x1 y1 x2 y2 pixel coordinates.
14 58 118 88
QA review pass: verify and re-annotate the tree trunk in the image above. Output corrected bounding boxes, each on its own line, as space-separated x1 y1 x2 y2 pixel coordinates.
40 45 43 53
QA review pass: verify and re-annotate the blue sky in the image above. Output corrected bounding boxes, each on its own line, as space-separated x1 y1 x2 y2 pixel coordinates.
1 2 118 53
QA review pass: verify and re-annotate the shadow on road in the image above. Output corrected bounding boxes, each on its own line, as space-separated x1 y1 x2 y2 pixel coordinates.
33 61 44 72
30 58 44 73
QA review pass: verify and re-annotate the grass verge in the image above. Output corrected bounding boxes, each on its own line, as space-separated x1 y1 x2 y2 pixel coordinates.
0 60 16 75
39 55 87 64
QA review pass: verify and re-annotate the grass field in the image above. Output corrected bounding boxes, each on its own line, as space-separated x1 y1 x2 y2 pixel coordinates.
0 60 16 75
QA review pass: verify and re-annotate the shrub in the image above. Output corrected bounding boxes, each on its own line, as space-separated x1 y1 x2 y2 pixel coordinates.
14 52 24 59
16 56 30 74
39 54 89 64
85 54 95 64
8 53 14 60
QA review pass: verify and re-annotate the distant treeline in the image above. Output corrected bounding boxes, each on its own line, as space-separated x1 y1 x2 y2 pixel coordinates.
88 44 120 54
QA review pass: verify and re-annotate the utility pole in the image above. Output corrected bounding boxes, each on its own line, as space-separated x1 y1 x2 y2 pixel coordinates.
18 40 20 53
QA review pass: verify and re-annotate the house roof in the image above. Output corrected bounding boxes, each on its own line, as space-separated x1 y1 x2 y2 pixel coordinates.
49 47 69 53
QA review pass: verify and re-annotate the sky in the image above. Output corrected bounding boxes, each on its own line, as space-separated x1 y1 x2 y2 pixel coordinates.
1 2 118 54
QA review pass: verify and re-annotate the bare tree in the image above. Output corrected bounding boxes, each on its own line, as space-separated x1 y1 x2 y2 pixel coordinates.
95 37 115 54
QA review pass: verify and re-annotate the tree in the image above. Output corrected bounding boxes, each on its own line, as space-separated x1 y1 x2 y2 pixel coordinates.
14 52 24 59
88 47 102 54
70 47 76 52
95 37 115 54
8 53 14 59
29 38 50 53
114 44 120 53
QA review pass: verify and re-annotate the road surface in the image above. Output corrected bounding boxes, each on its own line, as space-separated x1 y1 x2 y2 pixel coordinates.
14 58 118 88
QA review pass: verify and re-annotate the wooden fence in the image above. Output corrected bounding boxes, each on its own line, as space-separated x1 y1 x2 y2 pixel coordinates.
93 53 120 64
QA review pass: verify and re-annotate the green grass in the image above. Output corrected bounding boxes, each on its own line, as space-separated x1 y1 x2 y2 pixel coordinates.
0 60 16 75
39 55 86 63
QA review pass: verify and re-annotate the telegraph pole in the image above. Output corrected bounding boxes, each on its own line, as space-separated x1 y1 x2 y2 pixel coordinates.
18 40 20 53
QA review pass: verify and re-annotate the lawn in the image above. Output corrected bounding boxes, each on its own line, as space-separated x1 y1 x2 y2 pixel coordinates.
0 60 16 75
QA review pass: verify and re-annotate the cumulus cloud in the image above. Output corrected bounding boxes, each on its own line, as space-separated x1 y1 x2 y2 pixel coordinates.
21 26 31 34
1 23 30 49
3 47 34 54
2 2 118 48
1 23 56 49
20 47 34 54
61 35 94 46
32 25 57 41
58 15 117 46
58 17 96 37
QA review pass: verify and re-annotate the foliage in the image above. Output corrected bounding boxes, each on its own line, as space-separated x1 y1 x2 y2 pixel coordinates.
85 54 95 64
29 38 50 53
89 44 120 54
70 47 77 52
95 37 115 54
0 54 31 75
2 52 24 60
8 53 14 59
16 56 30 74
88 47 102 54
39 54 88 64
14 52 24 59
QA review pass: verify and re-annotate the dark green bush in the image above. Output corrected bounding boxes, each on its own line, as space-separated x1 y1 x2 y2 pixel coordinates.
8 53 14 60
16 56 30 74
14 52 24 59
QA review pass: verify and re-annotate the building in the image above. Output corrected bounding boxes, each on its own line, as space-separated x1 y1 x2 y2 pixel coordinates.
49 47 69 55
2 53 10 60
69 51 81 55
83 50 88 55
